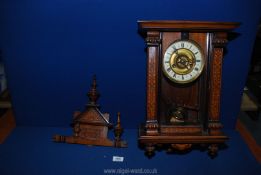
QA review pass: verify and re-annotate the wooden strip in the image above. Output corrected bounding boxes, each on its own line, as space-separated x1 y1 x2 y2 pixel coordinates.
236 119 261 164
209 48 223 121
0 109 16 144
147 46 158 120
138 21 240 32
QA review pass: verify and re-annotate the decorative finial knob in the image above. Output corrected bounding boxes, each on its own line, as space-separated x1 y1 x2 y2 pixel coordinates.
116 112 121 127
87 74 100 105
114 112 125 147
114 112 123 135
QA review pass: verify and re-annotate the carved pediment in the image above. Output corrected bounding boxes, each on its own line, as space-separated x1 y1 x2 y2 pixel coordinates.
74 108 110 125
53 75 127 148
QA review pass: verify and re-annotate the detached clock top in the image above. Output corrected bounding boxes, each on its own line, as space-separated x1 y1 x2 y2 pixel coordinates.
138 20 240 157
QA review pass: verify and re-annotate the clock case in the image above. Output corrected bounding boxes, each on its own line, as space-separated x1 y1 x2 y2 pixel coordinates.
138 21 239 157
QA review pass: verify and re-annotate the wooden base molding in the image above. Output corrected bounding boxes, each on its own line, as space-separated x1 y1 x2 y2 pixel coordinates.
139 125 228 157
236 119 261 164
0 109 16 144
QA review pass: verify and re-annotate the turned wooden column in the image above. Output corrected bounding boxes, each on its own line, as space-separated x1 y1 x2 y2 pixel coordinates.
208 32 228 135
145 31 161 135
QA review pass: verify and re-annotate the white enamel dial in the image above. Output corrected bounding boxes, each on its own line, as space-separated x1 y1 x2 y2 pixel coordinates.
162 40 204 84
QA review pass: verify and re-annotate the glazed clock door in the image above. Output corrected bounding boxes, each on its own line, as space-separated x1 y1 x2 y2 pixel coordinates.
159 32 208 128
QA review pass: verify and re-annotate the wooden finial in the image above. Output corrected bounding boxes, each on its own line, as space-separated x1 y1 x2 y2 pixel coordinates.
114 112 127 147
87 74 100 105
116 112 121 127
92 74 97 89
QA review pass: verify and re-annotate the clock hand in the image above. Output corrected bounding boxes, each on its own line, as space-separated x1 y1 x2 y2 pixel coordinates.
185 62 191 70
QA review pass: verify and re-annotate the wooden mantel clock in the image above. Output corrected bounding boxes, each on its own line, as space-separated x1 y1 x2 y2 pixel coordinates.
138 20 239 157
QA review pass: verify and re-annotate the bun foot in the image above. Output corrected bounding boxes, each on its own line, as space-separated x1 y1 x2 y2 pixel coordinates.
208 144 218 158
145 144 156 158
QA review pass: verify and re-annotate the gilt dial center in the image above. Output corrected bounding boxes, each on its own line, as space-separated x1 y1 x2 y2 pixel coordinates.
176 56 190 69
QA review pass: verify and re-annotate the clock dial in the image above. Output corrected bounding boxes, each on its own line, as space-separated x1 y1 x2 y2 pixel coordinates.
163 40 204 83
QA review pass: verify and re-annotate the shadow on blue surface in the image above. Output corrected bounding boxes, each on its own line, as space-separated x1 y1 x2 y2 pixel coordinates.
0 127 260 175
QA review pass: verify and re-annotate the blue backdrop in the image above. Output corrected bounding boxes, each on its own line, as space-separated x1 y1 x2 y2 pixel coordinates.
0 0 260 128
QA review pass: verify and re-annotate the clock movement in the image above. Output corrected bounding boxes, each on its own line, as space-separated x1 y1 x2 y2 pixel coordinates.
138 20 239 157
